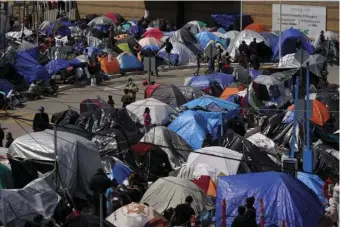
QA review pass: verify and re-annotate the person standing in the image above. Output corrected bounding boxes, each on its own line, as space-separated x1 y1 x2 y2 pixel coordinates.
33 106 49 132
5 132 14 148
249 38 258 58
107 95 115 108
0 125 4 147
143 107 152 133
125 78 139 102
121 89 132 108
172 196 195 226
231 206 252 227
245 197 257 227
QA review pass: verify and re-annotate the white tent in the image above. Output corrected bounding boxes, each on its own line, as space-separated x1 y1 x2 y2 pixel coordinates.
158 42 197 65
227 30 268 58
126 98 175 126
225 30 240 43
106 202 166 227
188 146 243 176
8 130 103 197
140 126 193 168
140 177 215 214
176 163 224 182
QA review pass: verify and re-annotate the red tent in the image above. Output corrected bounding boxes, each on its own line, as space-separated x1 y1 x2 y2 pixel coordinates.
142 28 164 40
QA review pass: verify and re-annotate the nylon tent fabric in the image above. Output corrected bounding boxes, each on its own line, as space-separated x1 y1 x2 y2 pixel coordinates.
297 172 327 206
196 32 221 50
117 43 132 53
140 176 215 215
192 176 216 197
148 84 187 108
98 55 121 74
157 42 197 66
116 53 143 71
106 203 167 227
168 110 208 150
176 85 204 101
220 86 245 100
169 28 201 55
138 37 162 48
87 16 115 28
142 28 163 41
225 30 240 44
105 12 125 25
188 146 243 176
63 214 116 227
8 130 103 197
0 163 13 190
176 163 224 183
216 172 324 227
272 28 314 60
184 20 207 35
45 59 71 75
187 72 235 91
140 126 193 169
183 96 239 112
46 21 71 37
126 98 175 126
260 32 279 51
244 23 269 32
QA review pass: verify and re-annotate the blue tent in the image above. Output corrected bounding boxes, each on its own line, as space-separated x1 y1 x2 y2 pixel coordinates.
86 47 101 57
297 172 327 206
260 32 279 51
197 111 229 141
111 160 133 184
46 22 71 37
0 79 14 95
216 172 324 227
196 32 221 50
117 53 143 71
249 68 262 80
141 45 160 52
188 72 235 90
272 28 314 60
168 110 208 150
183 96 239 113
45 59 71 75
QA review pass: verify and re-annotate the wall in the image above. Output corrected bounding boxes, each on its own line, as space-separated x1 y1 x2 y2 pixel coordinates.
242 1 339 33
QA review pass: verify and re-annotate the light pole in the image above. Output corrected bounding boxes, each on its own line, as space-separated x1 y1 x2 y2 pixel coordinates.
279 1 282 59
240 0 243 31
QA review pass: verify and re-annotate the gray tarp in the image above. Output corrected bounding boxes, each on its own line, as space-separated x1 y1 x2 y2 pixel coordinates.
0 172 60 226
140 177 215 215
141 126 193 169
8 130 103 197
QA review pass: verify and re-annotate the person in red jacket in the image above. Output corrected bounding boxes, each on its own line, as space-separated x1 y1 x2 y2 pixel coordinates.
143 107 151 133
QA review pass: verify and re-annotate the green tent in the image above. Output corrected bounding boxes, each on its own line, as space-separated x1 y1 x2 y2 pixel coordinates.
0 163 13 190
117 43 131 54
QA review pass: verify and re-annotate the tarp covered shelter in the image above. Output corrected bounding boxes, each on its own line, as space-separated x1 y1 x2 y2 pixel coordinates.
140 176 215 214
297 172 327 206
216 172 325 227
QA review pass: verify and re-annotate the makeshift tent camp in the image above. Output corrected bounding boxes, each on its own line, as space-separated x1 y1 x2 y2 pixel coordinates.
138 37 161 49
183 21 207 35
244 23 269 32
272 28 314 60
102 157 132 184
8 130 103 196
157 42 197 66
146 84 187 108
126 98 175 126
106 203 167 227
216 172 324 227
45 59 72 75
46 21 71 37
87 16 115 29
116 53 143 71
140 177 215 214
0 79 14 96
188 146 246 176
312 31 339 47
170 28 201 54
225 30 240 44
80 98 104 113
260 32 279 51
105 12 125 25
140 126 192 168
98 55 120 74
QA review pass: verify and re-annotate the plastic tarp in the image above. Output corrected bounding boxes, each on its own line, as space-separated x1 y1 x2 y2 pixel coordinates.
8 130 103 197
186 72 235 90
216 172 324 227
168 110 208 150
126 98 175 126
260 32 279 51
0 173 60 225
170 28 201 55
5 27 33 40
98 55 120 74
102 157 132 185
176 85 204 101
176 163 224 182
116 53 143 71
211 14 252 31
272 28 314 60
158 42 197 66
88 16 115 28
140 126 192 168
227 30 269 58
45 59 71 75
46 22 71 37
183 96 239 113
225 30 240 44
247 133 277 156
106 203 167 227
196 32 222 50
189 146 242 176
148 84 187 108
140 177 215 214
313 142 339 179
297 172 327 206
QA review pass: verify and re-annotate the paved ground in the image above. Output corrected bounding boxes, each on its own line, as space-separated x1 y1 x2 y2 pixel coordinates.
1 66 338 139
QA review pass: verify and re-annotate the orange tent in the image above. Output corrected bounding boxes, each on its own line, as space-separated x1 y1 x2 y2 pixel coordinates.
287 100 330 126
192 176 216 197
97 55 120 74
244 23 269 33
220 85 245 100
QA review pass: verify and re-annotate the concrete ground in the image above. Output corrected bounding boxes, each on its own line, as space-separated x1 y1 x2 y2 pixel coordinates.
0 66 338 139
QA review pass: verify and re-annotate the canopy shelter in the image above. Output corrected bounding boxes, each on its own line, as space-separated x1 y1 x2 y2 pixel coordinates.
126 98 175 126
140 176 215 215
140 126 193 169
216 172 324 227
106 203 167 227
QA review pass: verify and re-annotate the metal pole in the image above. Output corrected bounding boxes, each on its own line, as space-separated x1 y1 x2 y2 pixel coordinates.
290 74 299 158
148 57 151 84
279 1 282 59
54 125 59 190
240 0 243 31
99 193 103 227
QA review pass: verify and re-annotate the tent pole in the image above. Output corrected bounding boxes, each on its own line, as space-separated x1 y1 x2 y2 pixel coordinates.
303 62 313 172
279 1 282 59
240 0 243 31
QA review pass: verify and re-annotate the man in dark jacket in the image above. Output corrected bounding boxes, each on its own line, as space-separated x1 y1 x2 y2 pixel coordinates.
249 38 258 57
172 196 195 226
245 197 257 227
238 41 249 57
33 106 49 132
0 124 4 147
231 205 253 227
89 168 113 217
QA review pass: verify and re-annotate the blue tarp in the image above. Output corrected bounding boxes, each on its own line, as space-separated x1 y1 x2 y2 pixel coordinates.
157 52 179 65
249 68 262 80
211 14 252 31
216 172 324 227
45 59 71 75
260 32 279 51
183 96 239 113
168 110 208 150
86 47 101 57
119 54 143 70
272 28 314 60
111 161 133 184
13 50 50 84
297 172 327 206
0 79 14 95
188 72 235 90
46 22 71 37
196 32 221 50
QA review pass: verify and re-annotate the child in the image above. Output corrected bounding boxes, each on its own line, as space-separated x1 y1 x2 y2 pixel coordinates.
107 95 115 108
143 107 151 133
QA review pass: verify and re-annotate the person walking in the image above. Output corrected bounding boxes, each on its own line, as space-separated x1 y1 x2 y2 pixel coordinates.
33 106 49 132
143 107 152 133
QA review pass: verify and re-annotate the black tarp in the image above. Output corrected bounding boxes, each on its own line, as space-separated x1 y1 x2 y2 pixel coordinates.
313 142 339 180
62 215 116 227
92 128 130 155
51 109 80 126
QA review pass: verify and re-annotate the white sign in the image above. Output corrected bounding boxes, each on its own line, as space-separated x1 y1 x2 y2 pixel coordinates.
272 4 326 38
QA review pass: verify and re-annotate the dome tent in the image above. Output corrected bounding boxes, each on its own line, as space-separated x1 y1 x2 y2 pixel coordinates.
116 53 143 72
158 42 197 66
